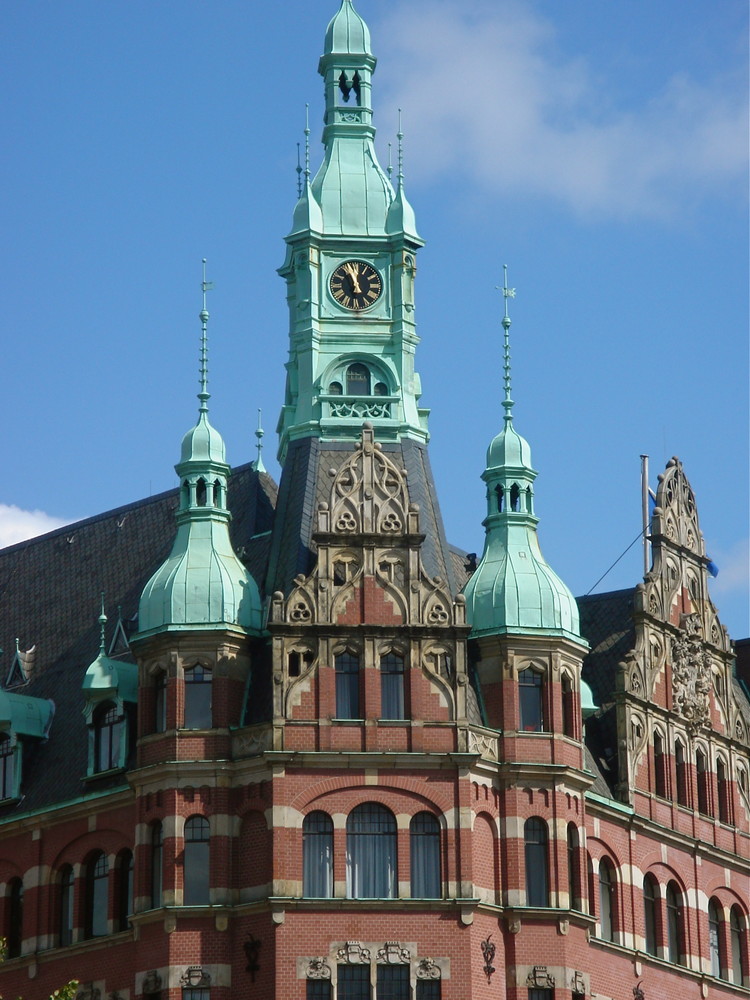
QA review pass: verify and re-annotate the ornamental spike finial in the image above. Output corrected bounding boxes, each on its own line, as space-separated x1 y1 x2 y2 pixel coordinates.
499 264 516 422
296 142 303 198
304 103 311 183
387 141 393 179
98 592 107 654
199 258 213 415
397 109 404 189
254 408 267 473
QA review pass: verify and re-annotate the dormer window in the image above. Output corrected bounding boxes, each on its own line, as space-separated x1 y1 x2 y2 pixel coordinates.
93 701 124 773
0 734 17 800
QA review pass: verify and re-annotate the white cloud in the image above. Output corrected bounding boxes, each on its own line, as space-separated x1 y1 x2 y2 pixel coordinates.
375 1 748 218
0 505 70 548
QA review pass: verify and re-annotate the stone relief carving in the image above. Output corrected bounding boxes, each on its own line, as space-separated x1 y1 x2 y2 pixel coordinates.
468 731 498 761
376 942 411 964
672 613 712 732
526 966 555 988
337 941 371 964
141 972 162 994
179 967 211 988
306 957 332 980
571 970 587 994
416 958 441 980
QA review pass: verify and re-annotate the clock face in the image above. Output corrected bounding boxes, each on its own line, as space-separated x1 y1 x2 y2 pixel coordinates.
329 259 383 311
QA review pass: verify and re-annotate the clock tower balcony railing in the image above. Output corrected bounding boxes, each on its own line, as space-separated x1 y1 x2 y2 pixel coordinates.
320 391 397 424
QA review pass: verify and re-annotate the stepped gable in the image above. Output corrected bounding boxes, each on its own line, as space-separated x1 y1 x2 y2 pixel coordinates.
0 462 275 815
266 433 459 599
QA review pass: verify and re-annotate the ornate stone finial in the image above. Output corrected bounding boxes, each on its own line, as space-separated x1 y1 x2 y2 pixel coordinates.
199 258 214 416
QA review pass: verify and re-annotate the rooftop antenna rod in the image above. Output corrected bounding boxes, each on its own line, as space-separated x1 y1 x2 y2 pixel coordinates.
640 454 650 577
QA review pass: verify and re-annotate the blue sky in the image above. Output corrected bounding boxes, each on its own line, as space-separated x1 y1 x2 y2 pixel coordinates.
3 0 748 638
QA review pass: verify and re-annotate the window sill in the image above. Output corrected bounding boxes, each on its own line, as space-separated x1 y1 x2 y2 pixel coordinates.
82 766 126 782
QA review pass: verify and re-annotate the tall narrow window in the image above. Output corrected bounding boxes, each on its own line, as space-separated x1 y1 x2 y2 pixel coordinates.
346 803 396 899
524 818 548 907
377 965 409 1000
598 860 615 941
380 653 405 720
307 982 333 1000
0 735 16 799
410 812 441 898
416 983 441 1000
519 669 544 732
653 731 667 797
6 878 23 958
116 850 133 931
675 740 688 806
154 671 167 733
717 758 731 824
346 363 370 396
184 816 210 905
335 652 360 719
151 822 163 908
184 664 212 729
566 824 580 909
587 853 596 916
338 965 370 1000
94 702 123 772
696 749 710 814
59 865 75 946
708 899 723 978
85 851 109 939
303 811 333 898
643 875 658 956
666 882 684 965
731 906 746 986
561 674 575 737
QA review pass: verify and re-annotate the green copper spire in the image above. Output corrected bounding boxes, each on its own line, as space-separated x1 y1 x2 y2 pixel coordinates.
137 263 262 637
463 270 581 641
278 1 425 462
82 596 137 702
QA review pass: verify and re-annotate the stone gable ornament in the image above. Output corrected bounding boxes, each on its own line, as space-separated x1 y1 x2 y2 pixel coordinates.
306 958 332 980
571 970 586 994
376 942 411 965
337 941 371 964
179 967 211 988
672 614 711 732
416 958 441 981
526 966 555 988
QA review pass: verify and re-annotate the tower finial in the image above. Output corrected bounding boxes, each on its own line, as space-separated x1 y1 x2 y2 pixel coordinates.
397 109 404 189
304 103 311 183
98 592 107 655
500 264 516 423
387 141 393 179
254 408 267 474
199 259 213 414
296 142 303 198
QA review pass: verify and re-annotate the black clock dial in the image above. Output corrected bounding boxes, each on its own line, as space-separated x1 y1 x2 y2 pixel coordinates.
330 259 383 311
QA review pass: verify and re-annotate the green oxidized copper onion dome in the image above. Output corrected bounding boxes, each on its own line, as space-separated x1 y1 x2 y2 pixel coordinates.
137 274 262 637
324 0 372 56
463 270 581 641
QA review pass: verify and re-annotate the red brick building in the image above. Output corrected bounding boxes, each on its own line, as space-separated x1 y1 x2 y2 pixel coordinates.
0 3 747 1000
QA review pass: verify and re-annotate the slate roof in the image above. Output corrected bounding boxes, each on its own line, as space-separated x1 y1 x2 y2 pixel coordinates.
0 464 276 818
577 589 635 710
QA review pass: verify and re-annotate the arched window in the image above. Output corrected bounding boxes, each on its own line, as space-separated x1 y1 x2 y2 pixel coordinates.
380 653 405 720
562 674 575 738
58 865 75 946
566 824 580 909
116 850 133 931
150 822 163 908
495 485 504 512
653 731 667 797
184 664 212 729
346 803 396 898
196 477 207 506
373 381 388 396
510 483 520 511
410 812 441 898
696 748 710 814
519 668 544 732
675 740 688 806
335 652 360 719
6 878 23 958
524 818 548 907
346 363 371 396
85 851 109 939
708 898 723 978
598 860 615 941
666 882 684 965
0 735 16 800
731 906 747 986
643 875 658 956
329 380 343 395
303 812 333 898
184 815 210 905
587 853 596 916
717 758 731 824
93 701 123 772
154 671 167 733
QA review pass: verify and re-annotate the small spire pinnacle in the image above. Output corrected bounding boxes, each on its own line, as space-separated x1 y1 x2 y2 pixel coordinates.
397 109 404 189
304 103 311 183
199 259 213 415
296 142 303 198
500 263 516 423
98 592 107 654
387 141 393 179
254 408 267 474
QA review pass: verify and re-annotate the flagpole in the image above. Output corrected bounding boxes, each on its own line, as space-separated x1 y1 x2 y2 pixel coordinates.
640 454 650 578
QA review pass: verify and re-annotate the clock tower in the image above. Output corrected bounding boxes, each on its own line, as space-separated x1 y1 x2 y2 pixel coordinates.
268 0 457 598
277 0 427 464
